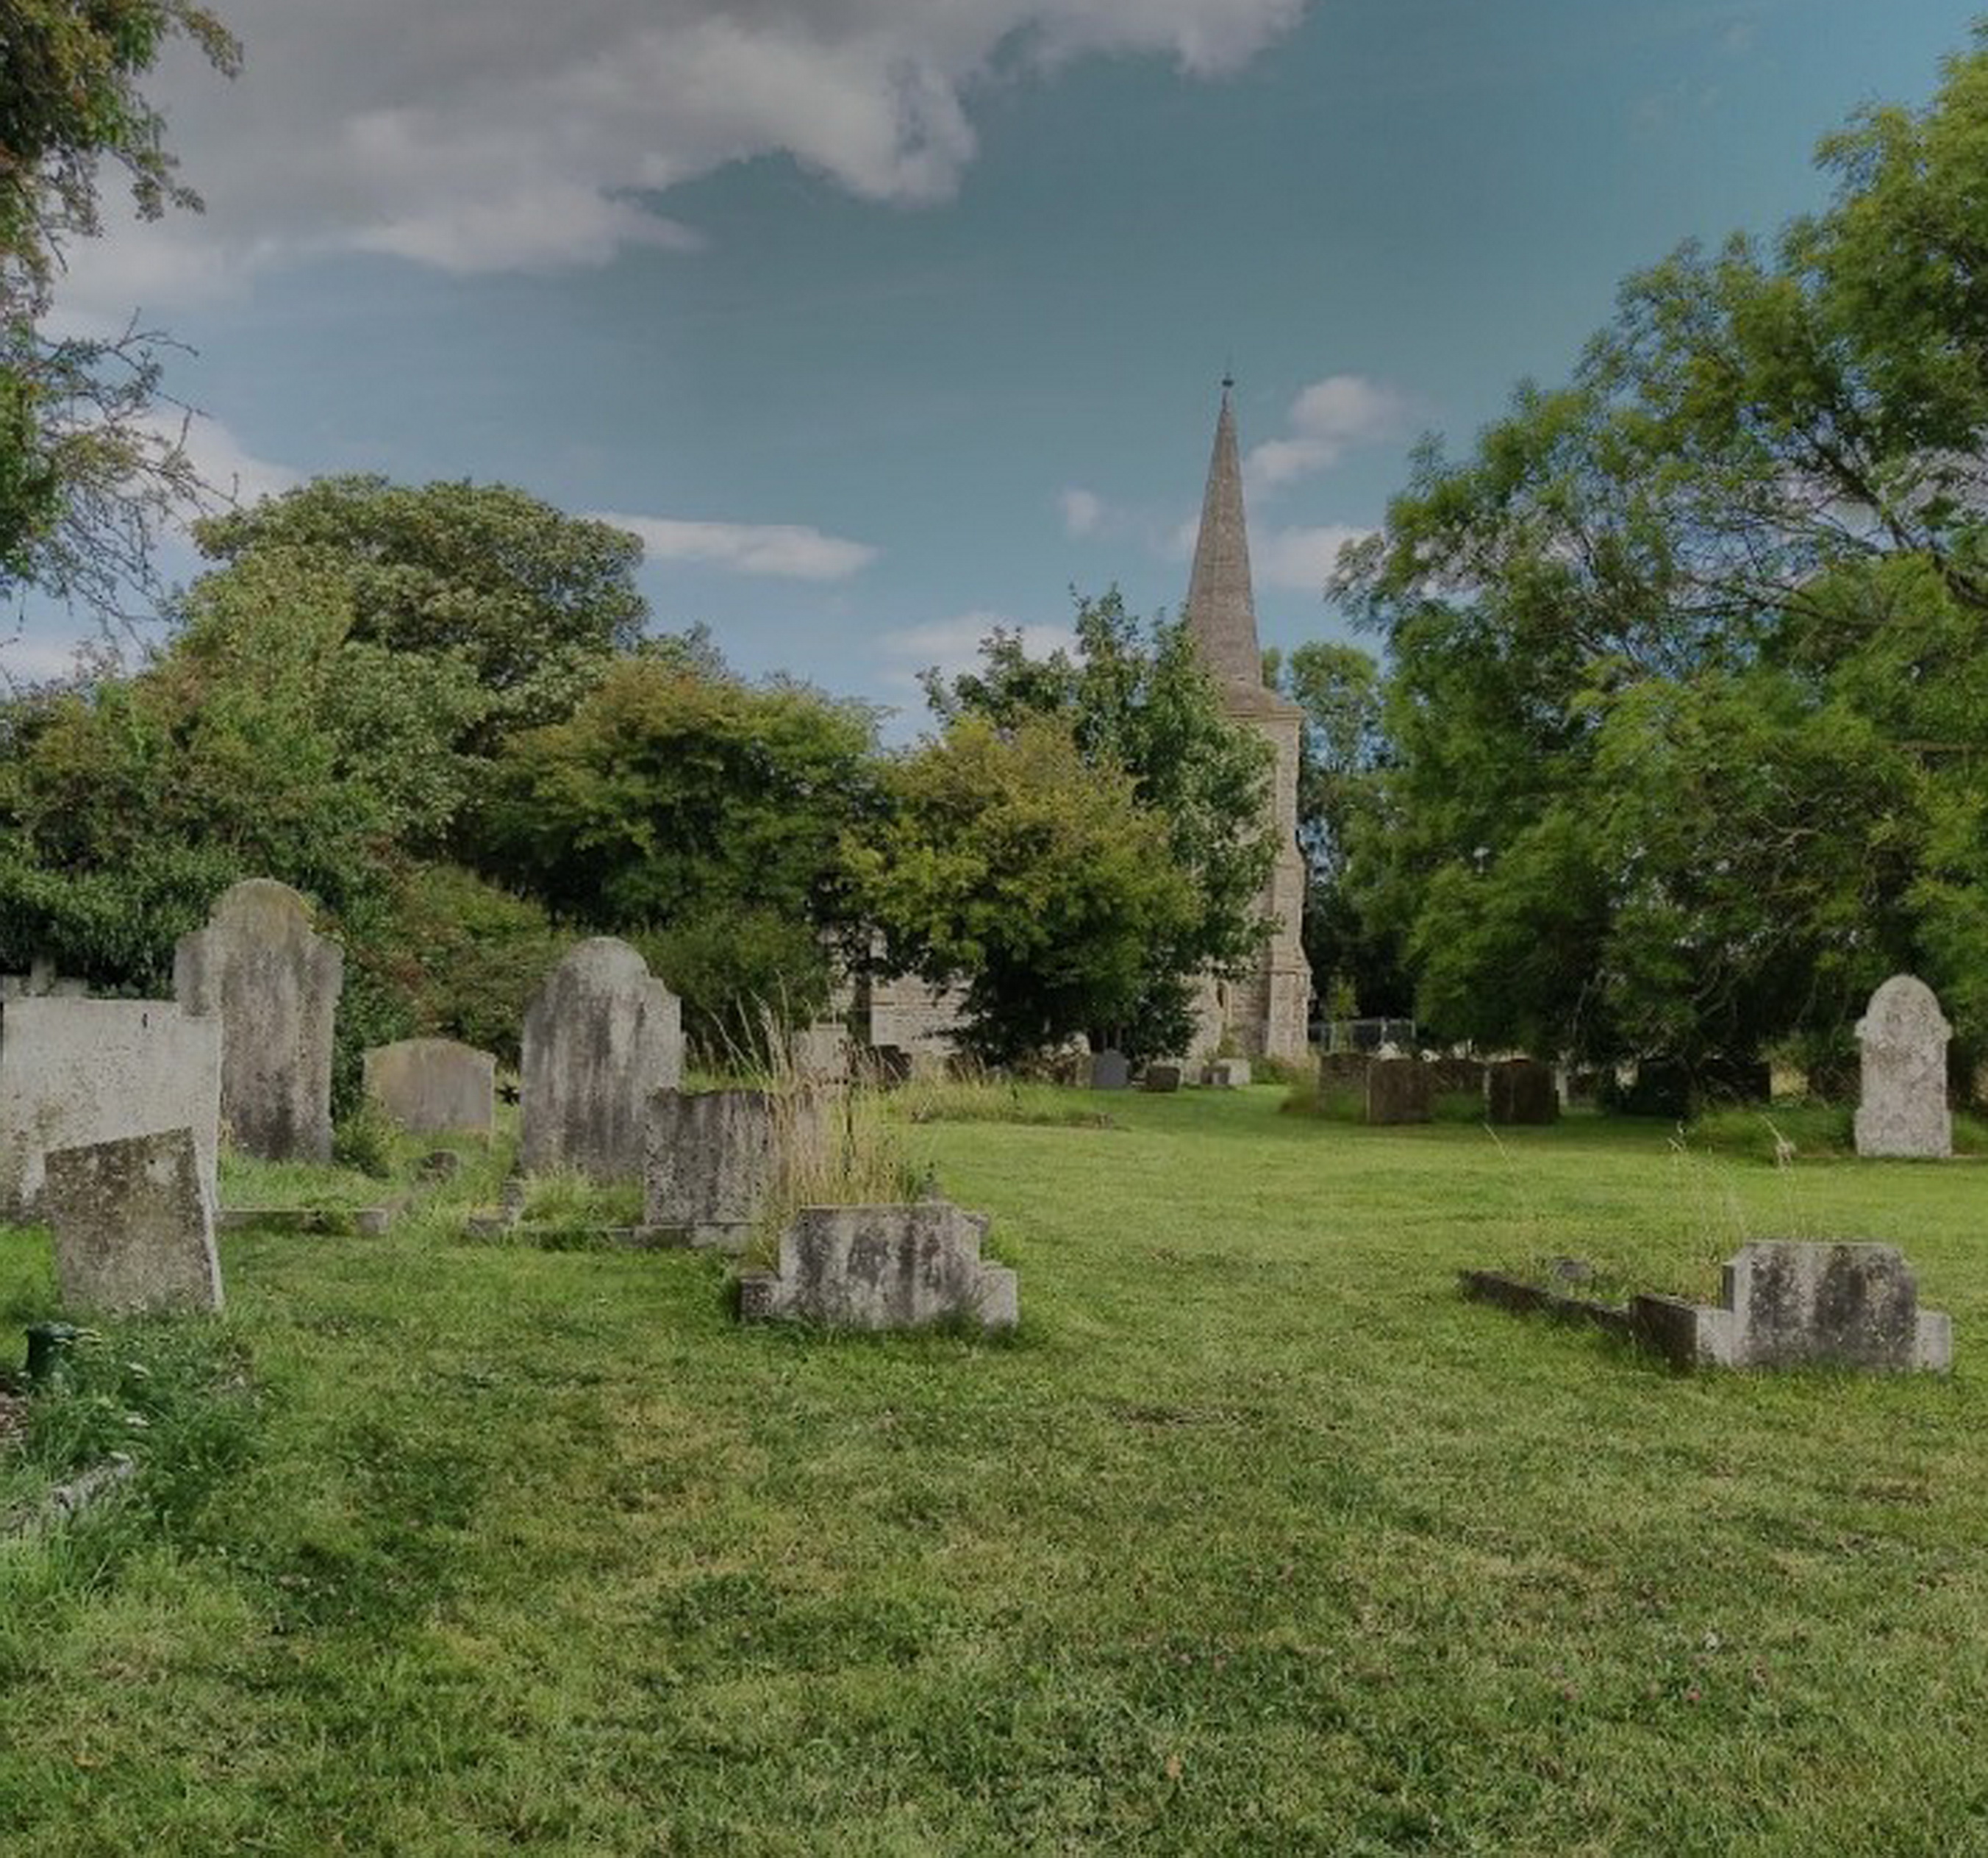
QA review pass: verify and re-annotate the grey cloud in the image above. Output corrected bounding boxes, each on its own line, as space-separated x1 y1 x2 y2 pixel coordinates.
63 0 1312 311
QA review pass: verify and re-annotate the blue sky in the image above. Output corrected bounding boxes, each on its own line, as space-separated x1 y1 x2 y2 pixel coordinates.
26 0 1986 729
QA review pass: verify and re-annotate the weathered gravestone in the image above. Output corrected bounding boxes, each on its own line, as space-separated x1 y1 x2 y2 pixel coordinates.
1365 1057 1431 1125
1090 1049 1130 1091
363 1038 496 1139
174 879 342 1162
1143 1063 1183 1094
521 938 682 1178
646 1087 823 1251
737 1200 1017 1332
1204 1058 1252 1089
43 1128 222 1315
1630 1241 1951 1372
1487 1059 1559 1125
790 1023 852 1085
1854 975 1952 1159
0 998 221 1217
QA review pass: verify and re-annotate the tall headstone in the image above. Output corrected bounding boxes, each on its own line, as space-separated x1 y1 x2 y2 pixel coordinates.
362 1038 496 1138
0 998 221 1216
645 1087 809 1251
1487 1059 1559 1125
521 938 682 1179
43 1128 222 1315
174 879 342 1162
1855 975 1952 1159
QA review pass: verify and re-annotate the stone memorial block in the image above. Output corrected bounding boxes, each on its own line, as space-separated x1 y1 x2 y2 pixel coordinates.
363 1038 496 1138
43 1128 221 1315
1631 1241 1951 1372
1090 1049 1130 1090
737 1200 1016 1332
174 879 342 1162
790 1023 852 1085
1487 1059 1559 1125
521 938 682 1178
0 998 221 1216
1855 975 1951 1159
1204 1058 1252 1089
1365 1057 1431 1125
645 1087 822 1252
1143 1063 1183 1093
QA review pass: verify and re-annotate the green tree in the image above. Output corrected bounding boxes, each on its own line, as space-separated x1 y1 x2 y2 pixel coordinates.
1266 640 1407 1021
480 655 883 1054
848 716 1200 1064
1336 28 1988 1075
1 0 239 611
190 476 650 744
922 589 1276 1054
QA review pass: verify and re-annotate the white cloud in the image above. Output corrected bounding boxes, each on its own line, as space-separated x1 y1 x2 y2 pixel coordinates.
54 0 1315 315
1243 373 1406 492
601 512 879 580
875 610 1079 689
1060 487 1105 537
1251 522 1373 591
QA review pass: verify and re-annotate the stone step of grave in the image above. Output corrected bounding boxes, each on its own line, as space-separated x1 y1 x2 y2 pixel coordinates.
1461 1239 1953 1373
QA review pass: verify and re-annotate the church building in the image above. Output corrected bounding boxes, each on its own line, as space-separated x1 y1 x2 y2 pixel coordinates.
1181 379 1313 1064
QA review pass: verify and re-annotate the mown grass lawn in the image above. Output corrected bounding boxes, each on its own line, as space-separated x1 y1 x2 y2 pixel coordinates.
3 1090 1987 1854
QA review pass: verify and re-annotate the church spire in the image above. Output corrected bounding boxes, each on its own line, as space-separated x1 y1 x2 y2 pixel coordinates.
1184 376 1264 690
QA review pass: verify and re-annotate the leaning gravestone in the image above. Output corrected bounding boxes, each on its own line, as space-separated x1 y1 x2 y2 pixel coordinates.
645 1087 820 1251
521 938 682 1178
1854 975 1951 1159
43 1128 222 1315
1143 1063 1183 1094
1365 1057 1431 1125
737 1200 1017 1332
174 879 342 1162
1487 1059 1559 1125
0 998 221 1217
363 1038 496 1139
1090 1049 1130 1091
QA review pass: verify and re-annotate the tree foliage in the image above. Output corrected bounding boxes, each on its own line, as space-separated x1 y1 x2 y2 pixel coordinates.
1335 29 1988 1071
1 0 239 614
1267 640 1406 1020
481 654 883 1053
191 476 650 745
848 716 1200 1063
922 590 1276 1054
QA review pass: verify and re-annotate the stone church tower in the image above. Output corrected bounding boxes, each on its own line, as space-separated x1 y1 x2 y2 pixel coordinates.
1183 379 1312 1063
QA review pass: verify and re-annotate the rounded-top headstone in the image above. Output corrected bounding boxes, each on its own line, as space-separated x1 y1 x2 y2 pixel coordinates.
1854 973 1952 1160
174 878 343 1163
521 937 683 1179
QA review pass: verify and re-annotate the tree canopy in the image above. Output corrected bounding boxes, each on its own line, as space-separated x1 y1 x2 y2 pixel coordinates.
1334 27 1988 1072
848 715 1201 1064
1 0 239 615
922 590 1276 1056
